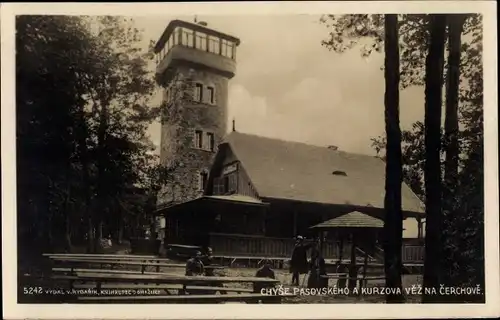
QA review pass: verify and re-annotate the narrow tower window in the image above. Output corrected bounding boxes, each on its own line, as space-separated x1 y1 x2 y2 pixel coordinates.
199 171 208 191
194 130 203 149
207 86 215 104
194 83 203 102
206 132 215 151
164 88 170 103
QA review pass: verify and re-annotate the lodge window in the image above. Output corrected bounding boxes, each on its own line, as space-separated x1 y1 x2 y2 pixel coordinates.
213 172 237 195
207 86 215 105
193 83 203 102
194 130 203 149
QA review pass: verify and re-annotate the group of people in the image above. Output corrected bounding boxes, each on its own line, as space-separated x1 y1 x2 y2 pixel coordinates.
289 235 328 288
183 247 276 295
184 247 214 276
182 236 327 292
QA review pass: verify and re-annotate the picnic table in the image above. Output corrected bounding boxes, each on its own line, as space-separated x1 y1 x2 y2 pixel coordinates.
54 272 278 287
50 270 283 303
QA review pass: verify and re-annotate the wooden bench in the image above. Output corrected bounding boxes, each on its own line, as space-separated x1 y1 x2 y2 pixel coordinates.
76 293 294 304
53 267 181 276
50 271 280 302
54 272 277 284
44 253 157 260
50 259 224 273
321 274 385 291
320 273 349 278
72 282 254 294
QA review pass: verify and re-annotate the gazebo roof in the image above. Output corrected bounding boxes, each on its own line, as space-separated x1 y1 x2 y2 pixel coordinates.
310 211 384 229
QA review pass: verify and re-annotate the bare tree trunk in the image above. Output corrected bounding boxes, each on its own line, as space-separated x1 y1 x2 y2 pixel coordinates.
95 99 109 253
118 217 124 245
75 106 94 253
444 15 465 189
422 14 447 303
383 14 405 303
99 220 104 240
442 14 466 297
65 210 72 252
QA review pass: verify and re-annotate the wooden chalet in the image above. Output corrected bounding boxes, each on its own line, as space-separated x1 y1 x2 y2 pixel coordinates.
159 132 425 262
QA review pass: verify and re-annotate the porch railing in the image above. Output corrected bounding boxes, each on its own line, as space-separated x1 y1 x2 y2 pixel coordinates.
208 233 424 263
209 233 343 259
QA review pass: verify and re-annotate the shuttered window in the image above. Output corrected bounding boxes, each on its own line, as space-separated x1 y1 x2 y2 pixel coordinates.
213 172 237 195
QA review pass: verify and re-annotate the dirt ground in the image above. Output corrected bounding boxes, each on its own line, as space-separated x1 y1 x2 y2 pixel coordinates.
160 266 423 303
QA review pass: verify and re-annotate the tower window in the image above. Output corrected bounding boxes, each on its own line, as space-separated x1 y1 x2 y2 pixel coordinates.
207 86 215 104
194 83 203 102
182 29 194 48
208 36 220 54
206 132 215 152
195 32 208 51
221 39 228 57
194 130 203 149
199 171 208 191
221 39 235 59
226 42 234 59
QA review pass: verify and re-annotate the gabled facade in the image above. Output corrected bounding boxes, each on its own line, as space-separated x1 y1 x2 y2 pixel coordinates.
204 132 425 239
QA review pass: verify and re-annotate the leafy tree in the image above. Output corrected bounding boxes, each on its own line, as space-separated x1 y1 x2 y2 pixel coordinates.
320 14 484 302
76 16 156 251
16 16 96 259
16 14 161 268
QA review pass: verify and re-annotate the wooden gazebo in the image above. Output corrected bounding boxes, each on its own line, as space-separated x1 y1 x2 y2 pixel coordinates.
310 211 384 291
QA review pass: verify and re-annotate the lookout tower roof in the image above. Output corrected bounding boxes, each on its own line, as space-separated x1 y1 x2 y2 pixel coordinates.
154 19 241 53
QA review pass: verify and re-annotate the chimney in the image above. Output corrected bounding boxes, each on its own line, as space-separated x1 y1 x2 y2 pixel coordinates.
327 145 339 151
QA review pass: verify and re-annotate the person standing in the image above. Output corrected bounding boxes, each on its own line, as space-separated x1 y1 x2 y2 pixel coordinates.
289 235 312 286
307 241 328 289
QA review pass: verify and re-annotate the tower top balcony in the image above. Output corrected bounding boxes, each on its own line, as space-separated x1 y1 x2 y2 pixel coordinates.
154 19 240 83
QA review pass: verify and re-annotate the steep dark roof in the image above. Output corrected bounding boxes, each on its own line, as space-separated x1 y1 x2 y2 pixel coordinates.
223 132 424 214
310 211 384 229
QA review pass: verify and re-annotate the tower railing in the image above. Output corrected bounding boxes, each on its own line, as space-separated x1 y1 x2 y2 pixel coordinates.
155 27 237 66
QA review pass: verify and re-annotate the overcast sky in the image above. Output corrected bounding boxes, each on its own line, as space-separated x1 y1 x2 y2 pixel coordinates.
134 14 426 155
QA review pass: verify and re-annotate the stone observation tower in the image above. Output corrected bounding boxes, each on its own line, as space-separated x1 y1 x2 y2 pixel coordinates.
153 19 240 206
